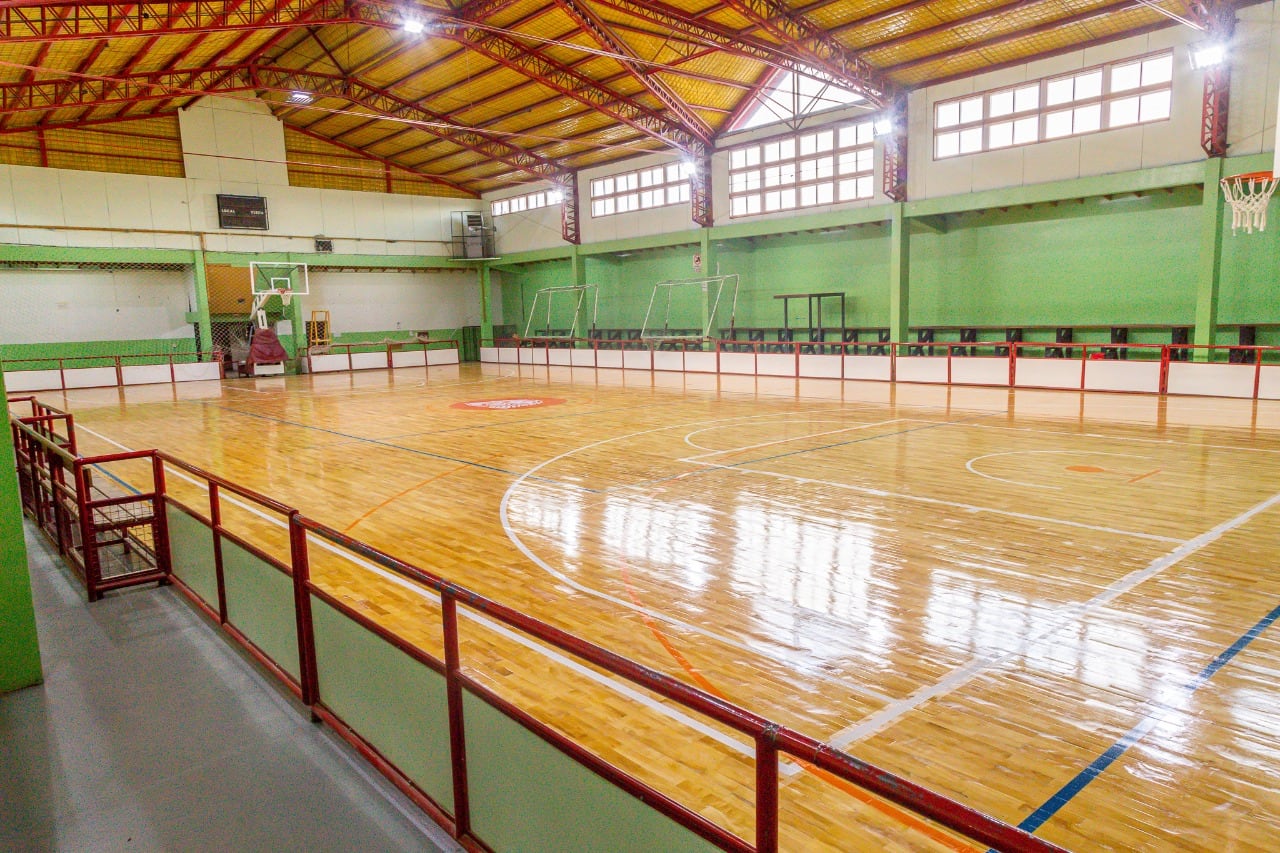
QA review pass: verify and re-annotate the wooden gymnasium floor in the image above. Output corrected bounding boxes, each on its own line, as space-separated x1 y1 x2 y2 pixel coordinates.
27 361 1280 852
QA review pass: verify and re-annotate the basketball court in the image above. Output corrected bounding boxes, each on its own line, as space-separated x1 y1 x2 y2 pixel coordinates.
24 359 1280 852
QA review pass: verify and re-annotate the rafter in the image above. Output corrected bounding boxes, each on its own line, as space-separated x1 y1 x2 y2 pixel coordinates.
718 0 891 106
550 0 713 145
595 0 892 108
0 0 347 41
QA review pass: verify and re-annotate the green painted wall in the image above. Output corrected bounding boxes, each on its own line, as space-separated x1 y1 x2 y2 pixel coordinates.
909 191 1202 329
0 368 43 693
0 338 200 370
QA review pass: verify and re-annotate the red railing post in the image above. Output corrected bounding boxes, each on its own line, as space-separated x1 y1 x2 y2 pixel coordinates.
72 460 101 601
114 355 124 388
1159 345 1171 395
1009 341 1017 387
210 482 229 623
1254 347 1263 400
151 454 172 579
755 728 780 853
441 592 472 839
289 512 319 708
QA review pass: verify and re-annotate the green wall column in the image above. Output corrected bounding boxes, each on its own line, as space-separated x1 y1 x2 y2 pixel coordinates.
192 250 214 356
0 369 43 693
889 204 911 345
289 271 307 356
1193 158 1226 361
478 262 493 342
570 246 588 335
700 229 715 334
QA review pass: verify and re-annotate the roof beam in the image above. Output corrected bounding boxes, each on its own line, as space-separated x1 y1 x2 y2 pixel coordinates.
0 0 348 41
596 0 892 107
549 0 713 145
717 0 891 106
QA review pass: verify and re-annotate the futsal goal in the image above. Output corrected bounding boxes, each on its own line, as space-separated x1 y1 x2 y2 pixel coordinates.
522 284 598 340
640 273 740 341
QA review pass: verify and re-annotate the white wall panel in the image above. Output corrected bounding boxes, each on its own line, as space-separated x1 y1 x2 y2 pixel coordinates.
309 270 480 333
0 269 193 343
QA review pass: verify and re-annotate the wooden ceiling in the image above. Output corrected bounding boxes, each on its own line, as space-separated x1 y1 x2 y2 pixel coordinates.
0 0 1235 197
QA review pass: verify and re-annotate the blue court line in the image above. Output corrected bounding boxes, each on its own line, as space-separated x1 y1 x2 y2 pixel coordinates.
1015 600 1280 835
90 464 141 496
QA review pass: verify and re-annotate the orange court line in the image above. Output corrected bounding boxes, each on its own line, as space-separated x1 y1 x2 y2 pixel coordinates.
343 453 503 533
616 564 980 852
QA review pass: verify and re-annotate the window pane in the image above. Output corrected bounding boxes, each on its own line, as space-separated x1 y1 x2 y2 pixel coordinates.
1046 77 1074 106
838 151 859 174
679 185 690 202
779 162 796 184
747 195 761 214
1142 54 1173 86
779 188 796 209
1013 116 1038 144
989 121 1014 149
592 200 606 216
1075 70 1102 100
858 122 873 145
764 166 781 187
1111 62 1141 92
1074 103 1101 133
800 159 817 182
765 190 782 211
799 133 817 156
730 150 746 169
1110 96 1139 127
839 125 859 147
640 169 655 187
937 101 960 128
857 176 873 199
1014 85 1039 112
732 196 747 217
817 156 834 179
601 177 614 195
815 130 834 151
746 148 760 166
731 172 748 193
666 164 681 182
779 138 795 159
1045 109 1073 138
856 149 872 172
764 142 781 162
1139 90 1171 122
959 127 983 153
838 178 859 200
746 170 760 191
591 179 605 197
936 131 960 158
960 96 983 124
817 183 834 204
989 90 1014 118
800 184 817 207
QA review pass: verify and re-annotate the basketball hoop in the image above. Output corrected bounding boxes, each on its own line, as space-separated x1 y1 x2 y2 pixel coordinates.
1221 171 1279 234
279 289 293 307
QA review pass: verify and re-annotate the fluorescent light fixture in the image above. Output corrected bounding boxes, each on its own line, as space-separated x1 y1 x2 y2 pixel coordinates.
288 91 313 104
1190 42 1227 69
402 19 425 34
873 118 894 137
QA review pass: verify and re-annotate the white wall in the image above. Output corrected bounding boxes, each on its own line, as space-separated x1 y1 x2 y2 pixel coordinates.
310 270 492 333
1227 1 1280 163
0 269 193 343
179 97 290 187
909 29 1209 198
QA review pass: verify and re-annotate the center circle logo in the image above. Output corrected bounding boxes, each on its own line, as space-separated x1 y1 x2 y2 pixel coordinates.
451 397 566 411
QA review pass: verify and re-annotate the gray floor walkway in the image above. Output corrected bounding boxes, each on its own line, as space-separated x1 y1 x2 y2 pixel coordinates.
1 523 463 853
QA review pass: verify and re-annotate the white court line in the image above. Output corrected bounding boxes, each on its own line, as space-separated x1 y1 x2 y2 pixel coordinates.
704 465 1183 544
954 420 1280 454
827 487 1280 750
499 408 899 712
682 419 908 456
75 424 759 766
965 449 1153 489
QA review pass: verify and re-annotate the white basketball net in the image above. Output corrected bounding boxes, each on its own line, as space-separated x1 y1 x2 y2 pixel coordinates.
1221 174 1279 234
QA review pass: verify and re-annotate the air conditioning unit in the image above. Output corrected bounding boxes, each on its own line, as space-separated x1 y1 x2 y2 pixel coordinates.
314 237 334 253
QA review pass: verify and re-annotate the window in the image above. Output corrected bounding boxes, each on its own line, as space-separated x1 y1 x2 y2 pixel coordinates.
491 188 564 217
730 68 866 132
589 162 692 218
728 119 875 218
933 50 1174 159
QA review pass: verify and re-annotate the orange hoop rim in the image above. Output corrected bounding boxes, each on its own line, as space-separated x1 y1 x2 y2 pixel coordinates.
1224 170 1275 183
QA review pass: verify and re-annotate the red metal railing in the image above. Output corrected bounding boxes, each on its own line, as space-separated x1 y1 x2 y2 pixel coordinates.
7 392 1068 852
9 401 170 599
485 336 1280 400
305 338 460 372
0 350 225 391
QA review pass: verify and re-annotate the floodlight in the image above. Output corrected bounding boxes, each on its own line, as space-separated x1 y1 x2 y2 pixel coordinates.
289 91 313 104
403 19 425 34
1190 42 1227 70
873 118 894 137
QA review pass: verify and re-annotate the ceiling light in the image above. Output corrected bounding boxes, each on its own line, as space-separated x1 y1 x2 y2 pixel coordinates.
873 118 894 137
289 91 313 104
1190 42 1227 69
402 19 425 34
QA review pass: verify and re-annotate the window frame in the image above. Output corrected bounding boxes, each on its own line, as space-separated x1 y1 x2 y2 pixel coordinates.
588 161 692 218
491 188 564 218
932 50 1175 161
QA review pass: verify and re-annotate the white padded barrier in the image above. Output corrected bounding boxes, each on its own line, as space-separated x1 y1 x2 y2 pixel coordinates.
719 352 756 375
122 364 173 385
1015 358 1082 390
596 350 623 369
391 350 427 368
1082 359 1162 393
799 354 842 379
757 353 797 377
426 348 460 366
350 352 389 371
172 362 222 383
623 350 653 371
684 352 717 373
2 370 62 392
895 356 949 384
64 367 120 388
843 355 891 381
949 357 1010 387
479 347 499 363
1166 362 1257 398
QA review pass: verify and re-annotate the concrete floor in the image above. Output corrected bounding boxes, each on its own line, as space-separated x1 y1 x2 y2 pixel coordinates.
0 523 463 853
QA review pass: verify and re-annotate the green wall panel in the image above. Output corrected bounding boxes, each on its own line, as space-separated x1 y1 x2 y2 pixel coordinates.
311 597 454 809
463 691 720 853
165 503 219 609
221 537 299 680
0 339 199 370
909 195 1202 328
0 368 42 693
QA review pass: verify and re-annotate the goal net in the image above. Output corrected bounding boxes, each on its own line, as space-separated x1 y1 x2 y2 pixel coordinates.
522 284 598 340
640 274 740 341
